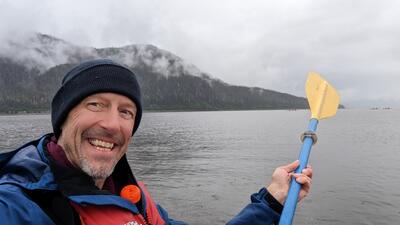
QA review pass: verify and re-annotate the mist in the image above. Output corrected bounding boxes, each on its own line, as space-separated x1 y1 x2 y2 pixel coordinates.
1 0 400 108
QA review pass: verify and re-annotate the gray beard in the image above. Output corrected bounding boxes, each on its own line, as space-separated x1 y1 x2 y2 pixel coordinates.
79 154 117 180
63 142 118 181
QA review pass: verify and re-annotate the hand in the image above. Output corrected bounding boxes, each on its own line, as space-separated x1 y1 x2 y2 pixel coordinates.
266 160 312 205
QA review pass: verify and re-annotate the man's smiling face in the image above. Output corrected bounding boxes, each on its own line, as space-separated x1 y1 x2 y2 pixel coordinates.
57 92 136 187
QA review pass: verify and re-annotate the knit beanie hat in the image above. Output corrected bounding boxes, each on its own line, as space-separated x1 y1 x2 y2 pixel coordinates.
51 59 142 138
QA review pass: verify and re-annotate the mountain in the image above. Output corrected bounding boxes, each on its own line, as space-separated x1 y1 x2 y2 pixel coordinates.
0 33 310 113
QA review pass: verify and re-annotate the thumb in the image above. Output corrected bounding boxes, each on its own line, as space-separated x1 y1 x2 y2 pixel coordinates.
281 160 299 173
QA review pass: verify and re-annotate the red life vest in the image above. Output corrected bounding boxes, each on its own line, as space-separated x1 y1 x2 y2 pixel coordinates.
71 182 166 225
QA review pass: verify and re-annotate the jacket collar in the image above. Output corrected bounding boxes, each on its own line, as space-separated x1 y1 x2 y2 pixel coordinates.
0 134 58 191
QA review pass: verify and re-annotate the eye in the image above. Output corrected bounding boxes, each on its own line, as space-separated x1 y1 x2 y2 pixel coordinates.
120 109 135 120
86 101 104 112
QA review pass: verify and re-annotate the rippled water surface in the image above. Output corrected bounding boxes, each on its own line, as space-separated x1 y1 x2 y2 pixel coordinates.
1 110 400 225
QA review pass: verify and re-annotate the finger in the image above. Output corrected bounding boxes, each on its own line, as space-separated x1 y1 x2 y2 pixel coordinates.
294 174 311 183
300 178 311 196
280 160 300 173
293 174 312 185
301 176 311 191
297 174 312 201
302 167 313 178
298 187 310 201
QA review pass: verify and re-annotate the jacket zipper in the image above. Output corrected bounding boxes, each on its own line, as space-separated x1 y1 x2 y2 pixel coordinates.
138 214 152 225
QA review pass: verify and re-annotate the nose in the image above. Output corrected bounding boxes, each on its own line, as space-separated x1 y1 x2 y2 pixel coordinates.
98 108 121 134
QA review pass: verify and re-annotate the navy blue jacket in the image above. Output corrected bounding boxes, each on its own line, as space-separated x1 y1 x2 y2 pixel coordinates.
0 134 281 224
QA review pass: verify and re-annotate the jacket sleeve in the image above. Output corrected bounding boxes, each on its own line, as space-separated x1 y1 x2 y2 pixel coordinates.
226 188 281 225
156 204 188 225
0 184 55 225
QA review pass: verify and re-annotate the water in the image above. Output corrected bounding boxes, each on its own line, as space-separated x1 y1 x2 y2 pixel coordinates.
1 110 399 225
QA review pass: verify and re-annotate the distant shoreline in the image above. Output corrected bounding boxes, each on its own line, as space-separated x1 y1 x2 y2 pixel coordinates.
0 111 50 116
0 108 312 116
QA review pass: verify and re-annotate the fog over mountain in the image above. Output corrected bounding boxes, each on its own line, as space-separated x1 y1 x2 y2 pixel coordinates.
0 33 310 113
2 1 400 108
1 33 206 78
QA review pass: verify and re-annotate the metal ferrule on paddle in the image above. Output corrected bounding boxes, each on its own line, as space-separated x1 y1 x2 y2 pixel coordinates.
278 72 340 225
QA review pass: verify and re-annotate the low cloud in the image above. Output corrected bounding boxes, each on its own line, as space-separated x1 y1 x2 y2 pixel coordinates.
1 0 399 108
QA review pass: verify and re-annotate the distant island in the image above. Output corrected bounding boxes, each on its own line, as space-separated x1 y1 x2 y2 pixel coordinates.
0 33 343 114
370 107 391 110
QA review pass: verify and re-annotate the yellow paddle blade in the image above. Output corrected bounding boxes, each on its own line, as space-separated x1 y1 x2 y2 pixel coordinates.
306 72 340 120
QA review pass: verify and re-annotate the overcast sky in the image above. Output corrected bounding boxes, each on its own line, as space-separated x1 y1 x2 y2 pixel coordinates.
1 0 399 108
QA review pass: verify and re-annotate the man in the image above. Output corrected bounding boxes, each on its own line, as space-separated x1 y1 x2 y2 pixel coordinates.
0 59 312 225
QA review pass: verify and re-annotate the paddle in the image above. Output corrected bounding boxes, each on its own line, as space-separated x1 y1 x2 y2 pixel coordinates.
278 72 340 225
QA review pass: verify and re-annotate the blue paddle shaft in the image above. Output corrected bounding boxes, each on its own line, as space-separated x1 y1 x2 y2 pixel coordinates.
278 118 318 225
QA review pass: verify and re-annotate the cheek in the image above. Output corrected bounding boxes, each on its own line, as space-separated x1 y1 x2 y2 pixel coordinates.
120 130 133 154
122 121 135 138
122 134 132 149
63 114 86 137
62 117 91 152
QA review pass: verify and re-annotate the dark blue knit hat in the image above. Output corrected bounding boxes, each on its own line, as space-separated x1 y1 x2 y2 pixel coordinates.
51 59 142 138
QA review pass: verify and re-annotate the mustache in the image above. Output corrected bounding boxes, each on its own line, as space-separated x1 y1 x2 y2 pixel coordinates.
82 127 125 146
